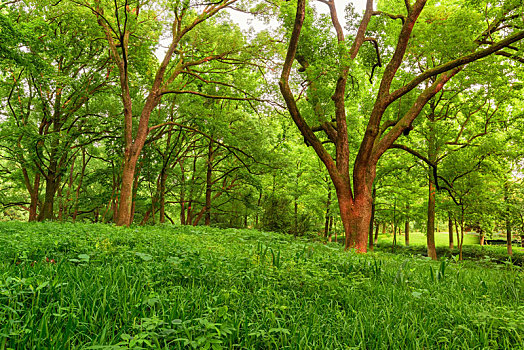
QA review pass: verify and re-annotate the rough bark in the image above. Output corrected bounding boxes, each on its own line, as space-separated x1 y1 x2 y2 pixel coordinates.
115 154 139 226
38 172 60 221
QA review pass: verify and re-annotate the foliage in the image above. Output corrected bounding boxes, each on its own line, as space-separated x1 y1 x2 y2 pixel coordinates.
0 222 523 349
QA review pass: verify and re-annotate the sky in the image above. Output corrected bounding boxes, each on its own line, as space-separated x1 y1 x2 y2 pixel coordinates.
229 0 368 33
156 1 369 60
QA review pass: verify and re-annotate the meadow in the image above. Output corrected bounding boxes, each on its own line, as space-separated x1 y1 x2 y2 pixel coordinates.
0 222 522 349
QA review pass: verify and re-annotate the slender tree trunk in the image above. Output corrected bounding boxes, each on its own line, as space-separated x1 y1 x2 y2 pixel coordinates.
141 210 151 225
459 208 465 261
158 169 167 223
426 109 438 260
179 160 186 225
204 141 214 226
26 173 40 222
427 179 437 260
294 163 301 237
448 214 454 251
392 199 397 249
185 155 198 225
504 183 513 255
294 197 298 237
506 222 513 255
255 190 262 228
116 154 139 226
324 186 332 237
332 217 336 243
479 228 485 246
62 155 76 220
73 150 89 221
404 203 410 247
374 223 379 245
454 219 460 251
405 221 410 247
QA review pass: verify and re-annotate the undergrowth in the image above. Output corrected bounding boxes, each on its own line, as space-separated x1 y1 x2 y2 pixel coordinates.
0 222 522 349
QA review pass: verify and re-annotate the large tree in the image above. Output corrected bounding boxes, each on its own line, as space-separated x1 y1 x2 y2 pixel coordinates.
0 0 111 221
279 0 524 252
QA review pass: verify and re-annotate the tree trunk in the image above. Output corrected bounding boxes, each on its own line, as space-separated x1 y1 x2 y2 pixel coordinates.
57 184 64 221
405 221 410 247
38 174 60 221
504 184 513 255
506 222 513 256
338 187 373 253
392 199 397 249
63 154 76 220
454 219 460 251
255 190 262 228
179 160 186 225
73 151 89 221
158 169 167 223
479 228 485 246
426 179 437 260
332 217 336 243
294 196 298 237
204 141 214 226
448 214 454 251
459 223 464 261
324 186 332 238
459 208 465 261
115 154 139 226
374 223 379 245
27 173 40 222
426 110 438 260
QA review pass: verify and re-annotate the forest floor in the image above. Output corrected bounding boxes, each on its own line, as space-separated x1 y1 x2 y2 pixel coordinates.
0 222 523 349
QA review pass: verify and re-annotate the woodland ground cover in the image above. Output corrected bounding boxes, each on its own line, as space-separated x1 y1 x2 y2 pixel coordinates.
0 222 522 349
374 231 524 265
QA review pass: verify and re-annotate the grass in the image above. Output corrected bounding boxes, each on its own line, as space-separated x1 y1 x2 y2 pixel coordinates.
376 230 480 247
0 221 523 349
371 230 524 265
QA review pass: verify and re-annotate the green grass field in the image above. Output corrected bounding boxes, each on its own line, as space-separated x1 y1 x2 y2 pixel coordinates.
376 230 480 247
0 222 523 349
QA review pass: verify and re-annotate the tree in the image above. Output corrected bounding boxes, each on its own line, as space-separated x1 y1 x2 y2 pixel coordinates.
0 0 112 221
279 0 524 252
76 0 264 225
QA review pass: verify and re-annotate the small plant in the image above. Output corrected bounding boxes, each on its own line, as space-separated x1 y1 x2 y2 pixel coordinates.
0 222 522 349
